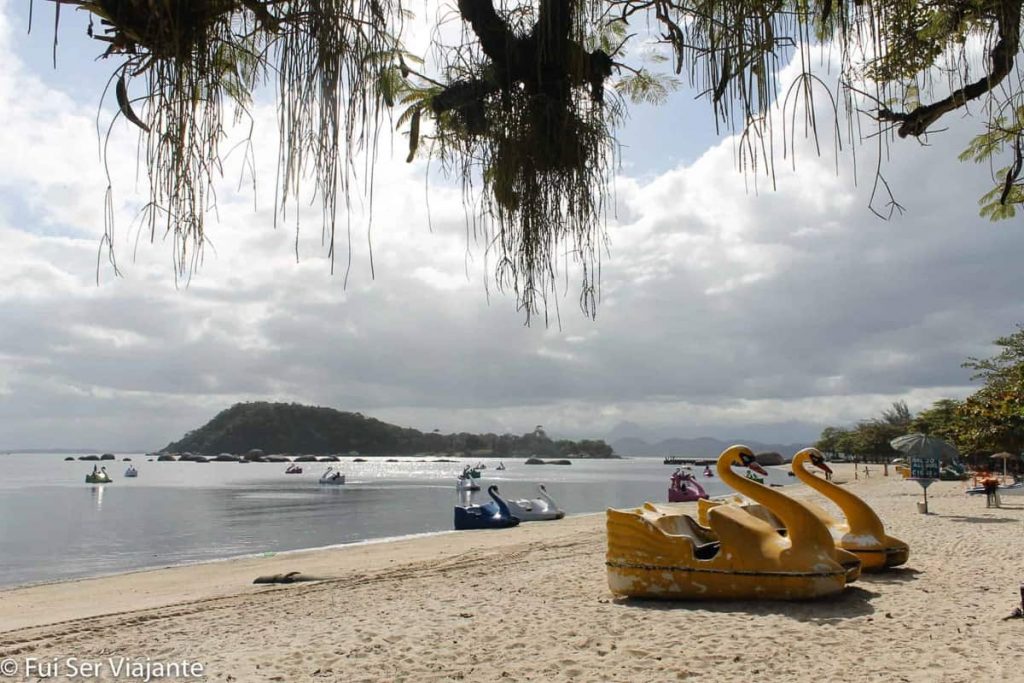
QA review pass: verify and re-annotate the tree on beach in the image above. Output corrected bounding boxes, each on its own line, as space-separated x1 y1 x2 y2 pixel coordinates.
957 326 1024 455
815 426 846 458
881 401 913 432
816 401 913 462
36 0 1024 317
911 399 965 443
816 327 1024 462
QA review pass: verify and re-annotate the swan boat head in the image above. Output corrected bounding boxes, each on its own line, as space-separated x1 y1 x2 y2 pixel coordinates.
715 444 861 585
792 447 909 571
805 449 832 476
727 446 768 477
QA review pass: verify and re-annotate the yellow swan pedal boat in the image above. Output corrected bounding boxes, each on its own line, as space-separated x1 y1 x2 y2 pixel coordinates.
606 445 859 600
698 448 908 571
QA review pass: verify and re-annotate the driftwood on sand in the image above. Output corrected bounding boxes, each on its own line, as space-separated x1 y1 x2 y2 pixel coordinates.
252 571 330 585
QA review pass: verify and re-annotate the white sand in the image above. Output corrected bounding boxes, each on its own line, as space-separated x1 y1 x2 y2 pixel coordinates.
1 464 1022 681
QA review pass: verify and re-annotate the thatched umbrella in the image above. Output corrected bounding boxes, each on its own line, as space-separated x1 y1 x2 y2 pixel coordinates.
991 452 1016 478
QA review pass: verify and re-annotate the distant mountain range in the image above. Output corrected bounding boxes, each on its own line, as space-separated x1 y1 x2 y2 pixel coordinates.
610 436 810 459
1 448 105 454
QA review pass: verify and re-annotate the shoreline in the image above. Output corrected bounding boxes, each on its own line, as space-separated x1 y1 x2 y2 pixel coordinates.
0 527 467 593
3 464 1020 682
0 513 604 634
0 463 797 592
0 466 865 625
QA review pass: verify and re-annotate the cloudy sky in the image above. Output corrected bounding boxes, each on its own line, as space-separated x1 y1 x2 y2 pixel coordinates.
0 1 1019 451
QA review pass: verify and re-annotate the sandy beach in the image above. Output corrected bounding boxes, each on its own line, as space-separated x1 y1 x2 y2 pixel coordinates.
1 464 1022 682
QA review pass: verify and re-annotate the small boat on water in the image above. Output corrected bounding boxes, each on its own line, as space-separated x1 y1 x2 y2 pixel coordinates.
745 470 765 485
475 462 487 470
454 485 520 530
702 465 714 478
285 464 303 474
668 470 708 502
86 467 113 484
124 465 138 478
496 462 506 471
461 466 482 479
319 467 346 485
496 484 565 521
456 474 481 492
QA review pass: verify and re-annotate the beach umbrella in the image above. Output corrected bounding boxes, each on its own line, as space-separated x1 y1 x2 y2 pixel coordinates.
889 433 960 462
891 433 961 514
991 452 1015 478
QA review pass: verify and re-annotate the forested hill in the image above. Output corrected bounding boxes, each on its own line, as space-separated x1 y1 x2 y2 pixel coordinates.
162 402 617 458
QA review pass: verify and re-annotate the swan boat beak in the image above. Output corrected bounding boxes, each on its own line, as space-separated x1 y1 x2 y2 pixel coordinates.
748 462 768 476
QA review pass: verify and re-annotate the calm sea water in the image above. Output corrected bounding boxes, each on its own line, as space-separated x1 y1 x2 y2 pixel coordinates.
0 453 791 588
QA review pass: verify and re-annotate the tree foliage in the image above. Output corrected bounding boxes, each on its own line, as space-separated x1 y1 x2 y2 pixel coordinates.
911 398 965 444
40 0 1024 316
957 326 1024 453
816 326 1024 460
814 401 910 461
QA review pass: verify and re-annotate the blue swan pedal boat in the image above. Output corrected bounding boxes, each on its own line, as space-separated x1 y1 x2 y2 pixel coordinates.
454 485 520 530
124 465 138 478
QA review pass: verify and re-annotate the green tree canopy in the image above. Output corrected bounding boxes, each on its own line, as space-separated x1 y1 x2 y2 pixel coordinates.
815 326 1024 459
816 401 914 460
957 326 1024 454
42 0 1024 316
910 398 965 443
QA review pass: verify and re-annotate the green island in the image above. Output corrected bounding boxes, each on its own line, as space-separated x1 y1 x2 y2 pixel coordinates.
162 402 617 459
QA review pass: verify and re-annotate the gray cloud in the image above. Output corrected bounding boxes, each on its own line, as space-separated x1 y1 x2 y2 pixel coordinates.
0 11 1019 449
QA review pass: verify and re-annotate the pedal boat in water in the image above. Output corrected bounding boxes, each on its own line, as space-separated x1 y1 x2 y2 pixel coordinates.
319 467 346 485
85 470 113 484
495 484 565 521
456 474 481 492
606 445 859 600
698 448 908 571
668 470 708 503
454 485 520 530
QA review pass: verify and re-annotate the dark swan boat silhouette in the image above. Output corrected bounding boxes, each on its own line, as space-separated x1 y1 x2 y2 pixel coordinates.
454 485 520 530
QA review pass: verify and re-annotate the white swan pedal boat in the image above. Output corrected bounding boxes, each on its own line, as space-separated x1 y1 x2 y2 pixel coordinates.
456 474 481 492
319 467 346 485
494 484 565 521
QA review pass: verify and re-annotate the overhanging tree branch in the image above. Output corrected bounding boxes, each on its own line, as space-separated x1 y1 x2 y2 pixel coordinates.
878 0 1022 138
